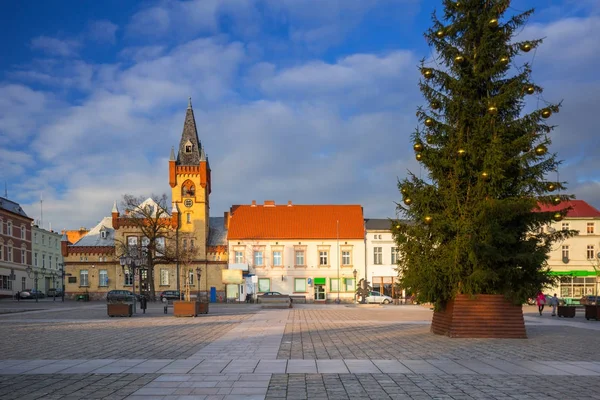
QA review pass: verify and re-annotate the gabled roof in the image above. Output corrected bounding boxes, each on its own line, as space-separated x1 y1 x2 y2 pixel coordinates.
72 217 114 247
176 99 204 166
208 217 227 246
64 228 90 244
537 200 600 218
228 203 364 240
0 196 31 219
133 198 166 217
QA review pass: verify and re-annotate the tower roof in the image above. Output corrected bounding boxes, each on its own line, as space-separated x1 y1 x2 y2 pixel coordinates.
177 98 203 166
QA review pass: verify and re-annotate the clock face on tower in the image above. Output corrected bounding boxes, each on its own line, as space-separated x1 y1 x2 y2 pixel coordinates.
184 199 193 208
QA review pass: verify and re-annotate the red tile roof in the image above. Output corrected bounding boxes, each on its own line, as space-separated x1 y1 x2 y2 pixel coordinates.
228 203 364 240
537 200 600 218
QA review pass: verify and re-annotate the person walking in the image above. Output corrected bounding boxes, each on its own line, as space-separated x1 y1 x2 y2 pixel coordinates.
549 293 559 316
536 291 546 316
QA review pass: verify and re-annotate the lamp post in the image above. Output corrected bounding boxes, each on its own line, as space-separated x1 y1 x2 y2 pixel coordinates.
50 271 57 301
336 219 340 304
59 263 65 302
119 254 144 313
195 266 202 301
353 269 358 304
26 265 46 303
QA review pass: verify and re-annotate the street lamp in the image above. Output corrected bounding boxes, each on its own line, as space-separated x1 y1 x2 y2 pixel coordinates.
119 254 144 313
26 265 46 303
195 266 202 301
50 271 57 301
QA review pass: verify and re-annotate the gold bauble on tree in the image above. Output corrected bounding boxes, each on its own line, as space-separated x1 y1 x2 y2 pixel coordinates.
541 108 552 118
551 197 561 206
424 216 433 225
416 153 423 161
520 42 532 52
436 29 445 38
499 56 510 65
414 143 424 152
454 55 465 64
426 134 434 144
488 18 499 28
534 145 548 156
487 105 498 115
481 171 490 181
403 197 413 206
431 100 440 110
547 183 557 192
457 149 466 158
525 85 535 95
552 212 563 222
424 118 434 127
422 68 433 79
401 186 409 195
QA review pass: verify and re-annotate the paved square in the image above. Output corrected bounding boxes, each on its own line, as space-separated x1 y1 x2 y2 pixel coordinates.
1 299 600 399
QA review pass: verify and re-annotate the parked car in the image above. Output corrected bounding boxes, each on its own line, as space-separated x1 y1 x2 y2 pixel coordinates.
19 289 45 299
580 295 599 305
106 290 142 302
366 291 393 304
257 292 292 303
160 290 183 302
47 288 63 297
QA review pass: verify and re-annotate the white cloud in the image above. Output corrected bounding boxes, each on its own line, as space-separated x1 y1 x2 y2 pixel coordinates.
88 20 119 44
30 36 81 57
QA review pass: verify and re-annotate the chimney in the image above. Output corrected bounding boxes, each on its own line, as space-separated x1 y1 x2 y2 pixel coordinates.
264 200 275 207
287 200 293 207
61 232 69 257
224 211 230 229
251 200 257 207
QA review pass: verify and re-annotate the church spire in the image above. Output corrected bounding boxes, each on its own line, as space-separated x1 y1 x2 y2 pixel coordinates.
177 98 202 166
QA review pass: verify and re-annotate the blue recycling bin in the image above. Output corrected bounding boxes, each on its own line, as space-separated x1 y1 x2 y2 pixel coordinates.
210 287 217 303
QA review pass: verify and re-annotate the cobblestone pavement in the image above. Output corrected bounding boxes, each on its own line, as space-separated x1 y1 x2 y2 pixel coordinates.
1 301 600 399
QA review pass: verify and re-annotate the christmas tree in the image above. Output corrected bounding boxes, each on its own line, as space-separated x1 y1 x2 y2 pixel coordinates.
394 0 573 311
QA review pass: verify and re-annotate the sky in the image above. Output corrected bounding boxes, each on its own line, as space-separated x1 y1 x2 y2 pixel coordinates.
1 0 599 231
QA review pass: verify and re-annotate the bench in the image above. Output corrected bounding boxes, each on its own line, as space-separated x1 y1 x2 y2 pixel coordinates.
260 295 292 309
290 295 307 304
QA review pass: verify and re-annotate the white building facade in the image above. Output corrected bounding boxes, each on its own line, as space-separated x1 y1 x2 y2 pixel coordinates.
541 200 600 301
31 225 64 294
227 201 365 303
365 219 403 299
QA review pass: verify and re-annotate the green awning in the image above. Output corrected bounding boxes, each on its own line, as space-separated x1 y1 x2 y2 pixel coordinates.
314 277 326 285
548 270 598 277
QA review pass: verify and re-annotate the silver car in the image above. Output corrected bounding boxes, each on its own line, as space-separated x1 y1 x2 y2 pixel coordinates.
367 291 393 304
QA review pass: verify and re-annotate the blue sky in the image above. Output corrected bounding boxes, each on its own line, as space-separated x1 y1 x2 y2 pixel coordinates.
1 0 599 230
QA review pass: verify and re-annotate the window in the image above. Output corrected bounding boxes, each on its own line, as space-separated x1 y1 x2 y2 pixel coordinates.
7 246 12 262
34 232 38 244
7 221 12 236
127 236 138 250
124 271 133 286
34 252 38 267
587 245 595 260
101 231 108 239
21 249 25 264
294 278 306 292
0 244 2 260
42 235 45 245
587 223 595 234
391 247 398 264
55 238 58 248
80 270 89 286
160 269 169 285
188 270 195 286
190 239 195 249
156 237 165 255
319 251 328 266
295 251 305 266
330 278 340 292
42 254 46 268
20 225 25 239
374 247 382 264
235 251 243 263
99 270 108 286
183 239 188 251
0 275 12 290
254 251 264 266
342 251 351 266
22 277 26 291
345 278 355 292
273 251 282 266
562 245 569 260
186 213 191 224
49 256 52 269
561 222 569 230
258 278 270 292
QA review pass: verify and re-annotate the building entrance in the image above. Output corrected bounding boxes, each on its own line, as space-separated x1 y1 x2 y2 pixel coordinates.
314 284 325 301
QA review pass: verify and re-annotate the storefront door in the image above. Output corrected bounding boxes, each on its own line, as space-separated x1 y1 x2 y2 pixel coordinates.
314 284 325 301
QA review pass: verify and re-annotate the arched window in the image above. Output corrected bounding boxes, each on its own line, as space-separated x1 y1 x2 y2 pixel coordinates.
182 180 195 197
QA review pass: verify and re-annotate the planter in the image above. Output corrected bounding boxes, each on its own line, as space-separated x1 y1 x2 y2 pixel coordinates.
198 302 209 314
107 303 132 317
173 301 203 317
557 306 576 318
431 294 526 338
585 305 600 321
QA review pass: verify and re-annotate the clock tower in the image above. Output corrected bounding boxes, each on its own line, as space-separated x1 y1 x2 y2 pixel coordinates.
169 98 211 259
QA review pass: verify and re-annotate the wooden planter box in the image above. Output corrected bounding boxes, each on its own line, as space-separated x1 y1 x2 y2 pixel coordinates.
585 305 600 320
431 294 526 338
107 303 132 317
557 306 576 318
173 301 205 317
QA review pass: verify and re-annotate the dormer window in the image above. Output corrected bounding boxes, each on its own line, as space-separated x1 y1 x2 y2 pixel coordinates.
101 231 108 239
184 140 193 153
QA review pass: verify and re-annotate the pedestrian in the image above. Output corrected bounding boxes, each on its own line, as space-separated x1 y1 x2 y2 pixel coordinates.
536 291 546 316
549 293 559 316
15 291 20 301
